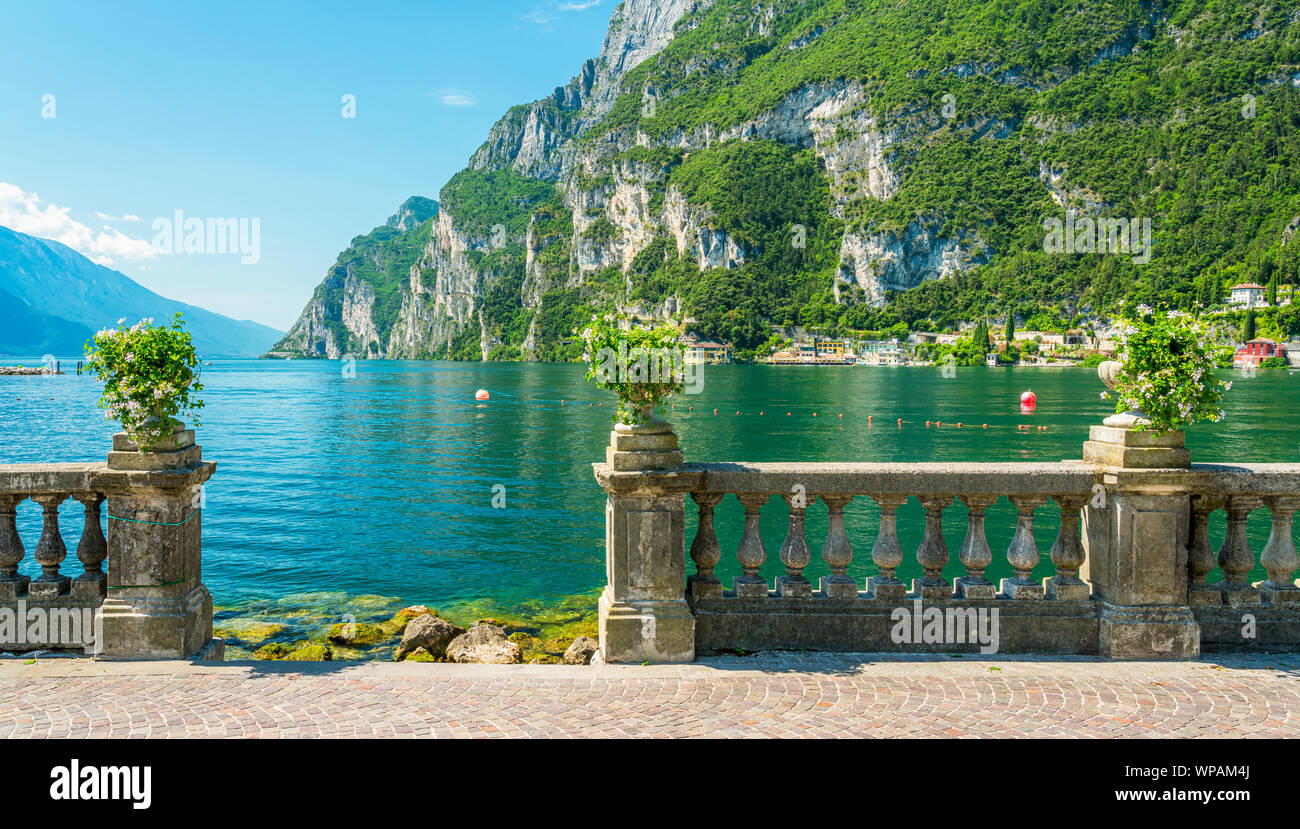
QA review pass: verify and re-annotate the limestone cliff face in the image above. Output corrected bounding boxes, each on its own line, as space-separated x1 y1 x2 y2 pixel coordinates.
277 0 1211 361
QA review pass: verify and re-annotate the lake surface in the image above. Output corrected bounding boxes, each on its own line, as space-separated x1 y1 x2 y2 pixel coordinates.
1 360 1296 653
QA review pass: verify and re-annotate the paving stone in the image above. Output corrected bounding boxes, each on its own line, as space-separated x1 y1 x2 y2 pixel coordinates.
0 652 1297 738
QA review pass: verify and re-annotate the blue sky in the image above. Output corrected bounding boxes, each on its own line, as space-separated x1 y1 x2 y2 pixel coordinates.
0 0 613 330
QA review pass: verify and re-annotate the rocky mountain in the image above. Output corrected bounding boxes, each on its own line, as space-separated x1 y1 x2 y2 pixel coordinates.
274 0 1300 361
0 225 283 358
269 196 438 358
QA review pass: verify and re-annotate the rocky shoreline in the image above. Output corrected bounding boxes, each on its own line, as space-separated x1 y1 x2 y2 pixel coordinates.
213 591 600 664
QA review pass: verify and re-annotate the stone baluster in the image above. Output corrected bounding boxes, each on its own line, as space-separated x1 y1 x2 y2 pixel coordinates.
866 494 907 602
912 496 952 600
1217 496 1262 606
29 493 71 600
819 495 856 599
687 492 725 600
0 494 29 600
999 495 1046 600
954 495 997 600
734 493 769 598
1187 495 1223 606
1045 494 1090 601
1256 496 1300 605
777 491 812 598
72 493 108 600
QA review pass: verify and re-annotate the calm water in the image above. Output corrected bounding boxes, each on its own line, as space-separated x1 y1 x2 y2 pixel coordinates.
1 360 1296 625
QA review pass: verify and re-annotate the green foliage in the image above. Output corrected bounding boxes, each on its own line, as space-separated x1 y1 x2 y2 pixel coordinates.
440 168 559 239
1106 307 1232 433
1260 356 1289 369
84 313 205 449
580 315 688 424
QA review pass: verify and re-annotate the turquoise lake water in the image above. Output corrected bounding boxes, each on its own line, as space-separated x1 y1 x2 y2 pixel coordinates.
1 360 1296 630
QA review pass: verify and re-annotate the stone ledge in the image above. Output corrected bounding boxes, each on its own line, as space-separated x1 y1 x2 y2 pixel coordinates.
692 597 1100 655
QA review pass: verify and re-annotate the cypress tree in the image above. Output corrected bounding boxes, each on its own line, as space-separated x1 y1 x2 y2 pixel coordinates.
1243 307 1257 341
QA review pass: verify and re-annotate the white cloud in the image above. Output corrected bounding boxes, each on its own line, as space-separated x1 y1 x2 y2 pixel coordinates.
522 0 601 28
0 182 155 266
437 88 478 107
95 211 143 222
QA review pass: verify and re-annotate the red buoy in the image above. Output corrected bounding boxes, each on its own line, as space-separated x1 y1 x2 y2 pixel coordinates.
475 389 489 401
1020 390 1037 408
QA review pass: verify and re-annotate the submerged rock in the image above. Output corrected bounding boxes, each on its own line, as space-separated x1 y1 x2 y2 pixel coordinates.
326 622 388 647
253 643 293 660
254 641 333 661
446 624 523 664
287 643 332 661
403 647 437 663
395 614 465 660
564 636 599 665
214 619 287 646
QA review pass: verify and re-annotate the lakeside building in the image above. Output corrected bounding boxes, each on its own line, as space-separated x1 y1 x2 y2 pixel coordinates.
768 337 853 365
1229 282 1268 308
1235 338 1284 368
684 341 732 365
857 339 909 366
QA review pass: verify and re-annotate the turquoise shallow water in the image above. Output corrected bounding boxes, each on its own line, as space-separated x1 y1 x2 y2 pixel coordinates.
0 360 1296 634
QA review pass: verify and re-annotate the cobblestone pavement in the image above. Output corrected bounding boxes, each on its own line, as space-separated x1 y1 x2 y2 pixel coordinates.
1 652 1298 738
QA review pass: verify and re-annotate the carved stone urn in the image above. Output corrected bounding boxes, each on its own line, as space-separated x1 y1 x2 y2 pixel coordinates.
1096 360 1152 428
1083 361 1188 468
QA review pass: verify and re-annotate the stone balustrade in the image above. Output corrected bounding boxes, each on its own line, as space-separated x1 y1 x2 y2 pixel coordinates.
593 419 1300 663
0 427 220 659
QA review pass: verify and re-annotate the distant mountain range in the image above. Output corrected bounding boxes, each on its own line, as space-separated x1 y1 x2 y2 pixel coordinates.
0 225 282 358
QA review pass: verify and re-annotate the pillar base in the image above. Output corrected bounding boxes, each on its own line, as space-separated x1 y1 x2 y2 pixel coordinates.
866 577 907 603
954 577 996 600
598 588 694 663
1099 603 1200 660
1082 425 1190 469
96 583 214 660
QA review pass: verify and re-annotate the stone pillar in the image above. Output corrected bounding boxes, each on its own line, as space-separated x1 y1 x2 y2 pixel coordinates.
595 419 698 663
1081 425 1198 659
95 426 221 660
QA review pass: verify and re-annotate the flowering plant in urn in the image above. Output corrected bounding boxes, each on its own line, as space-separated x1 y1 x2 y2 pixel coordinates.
579 314 687 425
84 313 205 450
1100 305 1231 433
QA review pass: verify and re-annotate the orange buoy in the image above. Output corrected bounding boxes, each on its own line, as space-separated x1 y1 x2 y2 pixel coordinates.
713 409 718 414
760 411 764 416
839 414 844 419
957 422 962 428
689 406 693 411
475 389 489 401
936 421 942 427
812 412 817 417
982 424 988 428
786 412 792 416
561 399 565 405
897 418 902 426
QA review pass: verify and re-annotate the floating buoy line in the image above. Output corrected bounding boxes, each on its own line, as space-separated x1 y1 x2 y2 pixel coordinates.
472 389 1053 431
